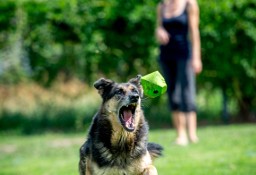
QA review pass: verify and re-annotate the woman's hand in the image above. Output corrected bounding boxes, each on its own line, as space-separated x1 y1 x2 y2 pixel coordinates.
191 57 202 74
156 27 170 45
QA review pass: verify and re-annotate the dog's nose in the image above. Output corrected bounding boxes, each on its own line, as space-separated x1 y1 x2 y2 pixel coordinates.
130 94 139 103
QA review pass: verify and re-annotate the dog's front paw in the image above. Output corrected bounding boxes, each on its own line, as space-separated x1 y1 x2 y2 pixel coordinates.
142 165 158 175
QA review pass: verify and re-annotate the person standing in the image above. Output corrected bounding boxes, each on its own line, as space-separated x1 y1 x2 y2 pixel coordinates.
155 0 202 145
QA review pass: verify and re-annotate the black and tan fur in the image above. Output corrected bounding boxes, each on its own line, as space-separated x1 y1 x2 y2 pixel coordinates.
79 75 163 175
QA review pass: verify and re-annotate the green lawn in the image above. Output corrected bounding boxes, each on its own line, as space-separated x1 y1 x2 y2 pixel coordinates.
0 124 256 175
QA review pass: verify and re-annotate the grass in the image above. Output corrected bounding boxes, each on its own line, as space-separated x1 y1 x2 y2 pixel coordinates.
0 124 256 175
151 124 256 175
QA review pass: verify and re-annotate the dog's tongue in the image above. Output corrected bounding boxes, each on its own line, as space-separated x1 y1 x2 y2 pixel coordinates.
123 109 133 128
123 109 132 122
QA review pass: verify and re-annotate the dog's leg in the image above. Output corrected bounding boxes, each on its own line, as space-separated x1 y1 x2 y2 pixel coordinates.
142 165 158 175
79 148 86 175
85 159 93 175
79 145 89 175
79 158 86 175
79 158 92 175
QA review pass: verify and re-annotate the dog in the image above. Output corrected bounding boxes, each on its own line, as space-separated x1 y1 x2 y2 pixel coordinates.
79 75 163 175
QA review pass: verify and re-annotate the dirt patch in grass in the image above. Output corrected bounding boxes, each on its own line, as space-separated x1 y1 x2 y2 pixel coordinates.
0 144 17 154
49 138 83 148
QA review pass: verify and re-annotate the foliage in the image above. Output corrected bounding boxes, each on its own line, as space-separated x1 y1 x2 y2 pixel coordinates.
1 124 256 174
0 0 255 120
0 0 159 85
0 82 228 133
0 81 100 133
199 0 256 120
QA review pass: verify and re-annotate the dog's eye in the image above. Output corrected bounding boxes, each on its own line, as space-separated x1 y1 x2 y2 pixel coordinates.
131 88 138 94
116 88 124 95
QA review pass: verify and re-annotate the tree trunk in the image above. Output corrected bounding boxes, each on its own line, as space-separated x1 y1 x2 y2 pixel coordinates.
238 97 252 122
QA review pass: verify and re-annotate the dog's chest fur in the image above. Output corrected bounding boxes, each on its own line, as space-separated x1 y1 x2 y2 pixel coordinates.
86 112 150 174
90 151 153 175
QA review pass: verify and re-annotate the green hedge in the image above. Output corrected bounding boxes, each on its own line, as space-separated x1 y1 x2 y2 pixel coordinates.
199 0 256 120
0 0 255 121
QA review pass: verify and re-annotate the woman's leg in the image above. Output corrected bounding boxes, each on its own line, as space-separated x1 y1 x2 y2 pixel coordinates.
172 111 188 145
187 111 199 143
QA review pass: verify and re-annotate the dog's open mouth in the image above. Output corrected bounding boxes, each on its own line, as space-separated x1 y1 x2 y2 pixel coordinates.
119 103 137 132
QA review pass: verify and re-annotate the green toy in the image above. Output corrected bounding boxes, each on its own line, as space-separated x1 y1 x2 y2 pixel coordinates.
141 71 167 98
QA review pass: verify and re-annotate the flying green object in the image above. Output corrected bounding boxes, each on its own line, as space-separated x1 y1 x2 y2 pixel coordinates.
141 71 167 98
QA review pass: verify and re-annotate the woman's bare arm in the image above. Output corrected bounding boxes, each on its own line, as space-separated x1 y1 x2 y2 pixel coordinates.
155 3 170 45
188 0 202 74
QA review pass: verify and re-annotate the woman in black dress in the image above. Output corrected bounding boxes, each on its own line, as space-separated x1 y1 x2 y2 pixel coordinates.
156 0 202 145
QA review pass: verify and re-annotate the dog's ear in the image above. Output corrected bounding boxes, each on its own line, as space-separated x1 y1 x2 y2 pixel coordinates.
129 75 143 97
94 78 115 96
129 74 141 85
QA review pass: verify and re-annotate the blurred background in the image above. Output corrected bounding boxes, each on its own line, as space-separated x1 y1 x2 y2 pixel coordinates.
0 0 255 133
0 0 256 174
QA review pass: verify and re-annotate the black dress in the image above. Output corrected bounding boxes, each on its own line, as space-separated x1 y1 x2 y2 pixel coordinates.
159 5 196 112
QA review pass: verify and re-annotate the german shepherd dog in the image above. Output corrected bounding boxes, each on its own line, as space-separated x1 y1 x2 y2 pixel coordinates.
79 75 163 175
